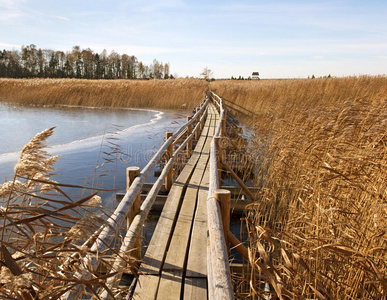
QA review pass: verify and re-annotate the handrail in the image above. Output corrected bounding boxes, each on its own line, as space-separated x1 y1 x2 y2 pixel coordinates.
99 120 201 298
61 97 209 300
207 92 234 299
211 91 222 108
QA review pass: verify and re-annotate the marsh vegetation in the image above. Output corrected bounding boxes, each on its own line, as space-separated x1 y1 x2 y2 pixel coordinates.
211 76 387 299
1 75 387 298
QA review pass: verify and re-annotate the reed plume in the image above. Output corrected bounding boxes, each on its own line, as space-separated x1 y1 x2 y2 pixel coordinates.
0 128 130 299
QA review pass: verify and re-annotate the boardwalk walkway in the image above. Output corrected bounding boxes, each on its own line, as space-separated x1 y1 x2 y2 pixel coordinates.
134 104 219 299
61 93 251 300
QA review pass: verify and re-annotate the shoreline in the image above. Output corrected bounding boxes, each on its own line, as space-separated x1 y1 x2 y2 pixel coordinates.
0 78 209 110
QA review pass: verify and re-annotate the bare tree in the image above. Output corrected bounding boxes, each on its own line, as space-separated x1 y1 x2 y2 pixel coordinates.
201 67 213 81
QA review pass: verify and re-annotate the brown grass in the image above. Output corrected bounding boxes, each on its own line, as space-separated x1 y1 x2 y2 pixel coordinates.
0 78 208 110
0 128 137 299
212 76 387 299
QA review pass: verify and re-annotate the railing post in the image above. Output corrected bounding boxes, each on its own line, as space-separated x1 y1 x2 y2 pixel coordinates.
187 116 193 158
214 136 222 187
200 109 205 131
221 109 227 137
126 166 142 260
165 131 173 191
195 122 200 140
215 189 231 251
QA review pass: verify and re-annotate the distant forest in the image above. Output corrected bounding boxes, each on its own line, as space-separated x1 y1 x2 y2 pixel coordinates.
0 44 171 80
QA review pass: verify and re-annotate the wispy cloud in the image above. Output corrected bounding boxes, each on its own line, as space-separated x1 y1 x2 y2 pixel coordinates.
0 0 25 9
55 16 70 22
0 0 25 21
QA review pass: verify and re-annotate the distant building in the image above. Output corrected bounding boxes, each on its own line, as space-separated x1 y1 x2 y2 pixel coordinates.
252 72 259 80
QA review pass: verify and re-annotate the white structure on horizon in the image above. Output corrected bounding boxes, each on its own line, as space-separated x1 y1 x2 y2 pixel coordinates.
252 72 259 80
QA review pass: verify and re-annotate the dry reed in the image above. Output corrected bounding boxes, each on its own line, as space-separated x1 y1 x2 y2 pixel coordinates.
212 76 387 299
0 128 135 299
0 78 208 110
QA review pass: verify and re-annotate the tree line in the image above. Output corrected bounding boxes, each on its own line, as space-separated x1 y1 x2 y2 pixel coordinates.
0 44 172 80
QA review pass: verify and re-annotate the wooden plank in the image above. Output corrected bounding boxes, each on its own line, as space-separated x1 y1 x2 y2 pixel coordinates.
133 275 160 300
137 114 213 276
184 277 208 299
139 182 186 275
119 192 250 213
161 111 215 274
186 167 209 278
155 107 218 298
135 104 220 299
161 186 198 273
156 271 183 300
185 105 217 279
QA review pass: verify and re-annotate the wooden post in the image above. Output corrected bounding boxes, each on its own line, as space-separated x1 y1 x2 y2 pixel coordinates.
214 136 222 187
126 166 141 260
165 131 173 191
195 123 200 140
200 110 205 131
221 160 256 202
227 231 249 261
221 109 227 137
215 189 231 251
187 116 193 158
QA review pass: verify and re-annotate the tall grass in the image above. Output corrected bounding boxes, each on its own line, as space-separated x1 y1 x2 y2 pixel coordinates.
0 128 137 299
0 78 208 110
212 76 387 299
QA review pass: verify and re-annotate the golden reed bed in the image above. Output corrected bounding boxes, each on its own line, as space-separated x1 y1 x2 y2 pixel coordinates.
0 78 208 110
212 76 387 299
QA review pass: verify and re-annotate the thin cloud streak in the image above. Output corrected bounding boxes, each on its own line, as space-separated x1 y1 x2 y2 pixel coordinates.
55 16 70 21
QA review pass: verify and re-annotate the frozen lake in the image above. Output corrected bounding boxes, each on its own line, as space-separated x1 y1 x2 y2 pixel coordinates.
0 102 186 211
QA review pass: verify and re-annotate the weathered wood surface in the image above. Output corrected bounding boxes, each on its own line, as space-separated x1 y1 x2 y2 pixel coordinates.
207 100 234 300
134 104 219 300
61 93 253 300
137 111 213 277
62 99 209 300
184 277 207 299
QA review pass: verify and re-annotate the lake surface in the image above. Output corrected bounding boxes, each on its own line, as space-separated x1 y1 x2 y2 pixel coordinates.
0 103 187 211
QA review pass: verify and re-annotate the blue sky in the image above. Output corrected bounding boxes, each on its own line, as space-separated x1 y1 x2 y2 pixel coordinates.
1 0 386 78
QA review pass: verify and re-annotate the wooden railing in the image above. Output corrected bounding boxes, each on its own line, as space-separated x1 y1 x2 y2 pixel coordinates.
207 92 234 299
207 92 255 300
61 91 254 300
61 98 209 300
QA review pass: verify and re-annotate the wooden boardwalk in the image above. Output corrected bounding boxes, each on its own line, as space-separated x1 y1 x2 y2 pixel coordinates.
61 92 252 300
134 103 218 299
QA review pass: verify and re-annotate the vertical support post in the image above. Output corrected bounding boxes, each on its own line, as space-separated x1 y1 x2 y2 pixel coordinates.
187 116 193 158
126 166 142 260
195 123 200 140
215 189 231 251
165 131 173 191
221 109 227 137
214 136 222 187
200 109 205 131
